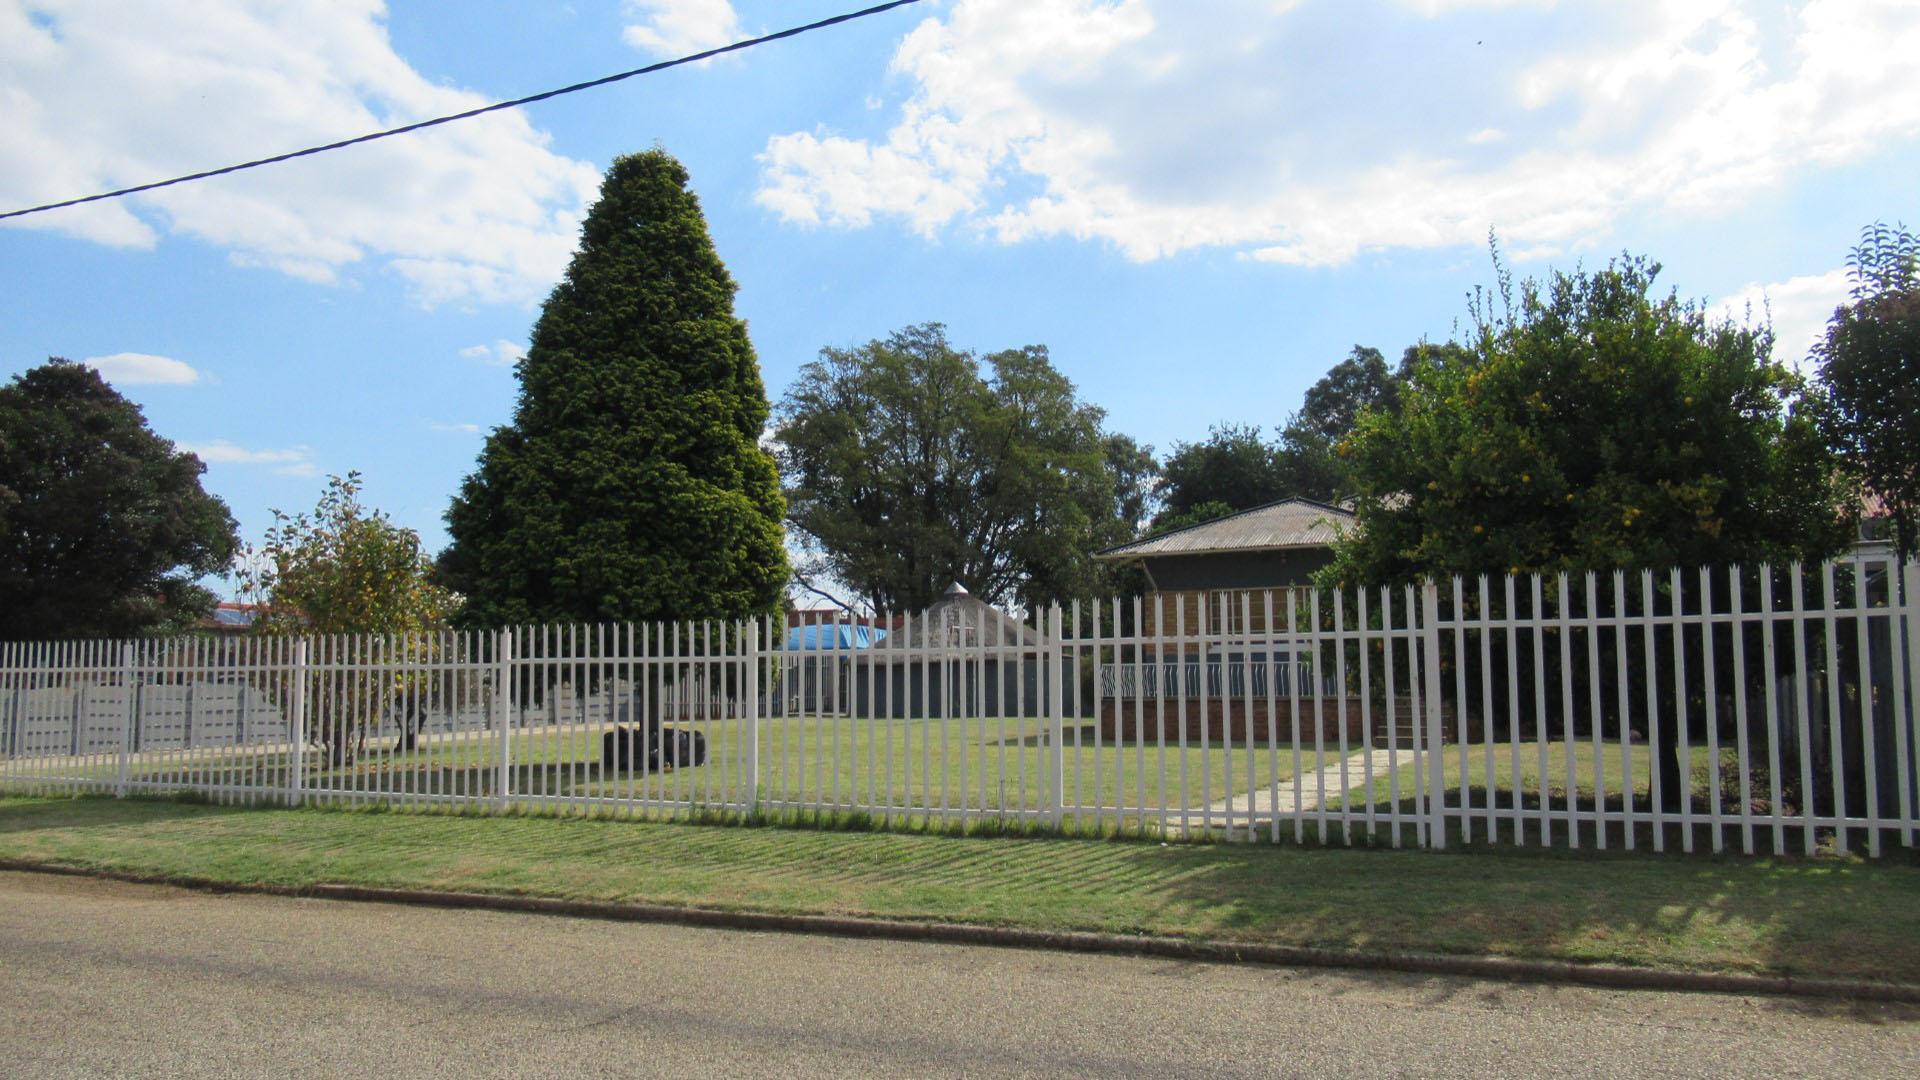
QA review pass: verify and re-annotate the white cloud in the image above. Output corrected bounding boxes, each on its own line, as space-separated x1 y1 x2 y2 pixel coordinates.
82 352 201 385
459 340 527 367
0 1 600 306
179 439 318 477
1716 268 1850 371
622 0 740 57
757 0 1920 266
428 420 483 435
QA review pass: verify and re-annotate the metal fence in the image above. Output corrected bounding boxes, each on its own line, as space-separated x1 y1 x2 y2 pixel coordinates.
2 556 1915 855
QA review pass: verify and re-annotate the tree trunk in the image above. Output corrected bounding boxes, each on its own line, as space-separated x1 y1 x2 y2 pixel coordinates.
1656 720 1685 814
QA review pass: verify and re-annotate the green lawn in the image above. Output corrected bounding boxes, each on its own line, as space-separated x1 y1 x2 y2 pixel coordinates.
1322 739 1907 854
8 716 1354 818
741 716 1350 814
1340 739 1749 812
2 793 1917 984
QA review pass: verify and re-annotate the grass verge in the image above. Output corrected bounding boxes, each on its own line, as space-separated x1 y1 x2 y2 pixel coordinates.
2 793 1917 985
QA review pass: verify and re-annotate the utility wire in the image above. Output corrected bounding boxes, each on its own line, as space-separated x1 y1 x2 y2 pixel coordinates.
0 0 928 223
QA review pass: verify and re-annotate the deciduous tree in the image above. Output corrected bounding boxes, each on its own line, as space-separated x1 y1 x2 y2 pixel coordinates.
238 472 460 759
775 323 1128 611
1329 254 1848 583
1275 345 1405 502
1817 220 1920 557
240 472 458 636
1154 423 1288 526
1156 343 1443 520
0 359 237 639
1328 251 1850 813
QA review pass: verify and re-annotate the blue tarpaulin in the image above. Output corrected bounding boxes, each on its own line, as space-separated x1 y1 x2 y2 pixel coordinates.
782 624 888 651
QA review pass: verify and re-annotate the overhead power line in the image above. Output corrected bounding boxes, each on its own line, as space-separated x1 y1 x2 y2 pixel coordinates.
0 0 928 223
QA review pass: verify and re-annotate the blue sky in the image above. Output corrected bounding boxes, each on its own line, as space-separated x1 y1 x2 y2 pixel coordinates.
3 1 1916 594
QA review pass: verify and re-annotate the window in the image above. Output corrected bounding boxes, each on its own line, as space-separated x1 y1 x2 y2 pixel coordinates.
1202 588 1314 638
1206 591 1248 637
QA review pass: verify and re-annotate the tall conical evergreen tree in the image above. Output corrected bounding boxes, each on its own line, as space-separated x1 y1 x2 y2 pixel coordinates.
440 150 787 625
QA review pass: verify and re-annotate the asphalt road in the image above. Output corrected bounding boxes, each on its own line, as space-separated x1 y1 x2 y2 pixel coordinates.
0 871 1914 1079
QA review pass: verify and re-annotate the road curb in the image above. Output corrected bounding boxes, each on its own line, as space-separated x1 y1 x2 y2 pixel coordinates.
5 858 1917 1004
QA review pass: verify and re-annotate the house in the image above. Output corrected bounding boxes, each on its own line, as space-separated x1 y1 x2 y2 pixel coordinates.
200 602 267 632
866 582 1053 719
777 583 1053 719
1853 489 1898 560
877 582 1051 648
1092 497 1354 637
777 620 889 715
1089 498 1428 746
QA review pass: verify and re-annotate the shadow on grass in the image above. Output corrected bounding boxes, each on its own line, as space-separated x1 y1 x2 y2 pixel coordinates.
94 759 731 807
0 792 265 835
1151 803 1920 997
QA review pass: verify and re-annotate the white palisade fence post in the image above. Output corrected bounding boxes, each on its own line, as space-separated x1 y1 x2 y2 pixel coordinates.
495 627 513 812
115 641 135 798
1422 580 1447 849
289 639 308 808
745 616 761 818
1049 603 1066 829
1904 559 1919 848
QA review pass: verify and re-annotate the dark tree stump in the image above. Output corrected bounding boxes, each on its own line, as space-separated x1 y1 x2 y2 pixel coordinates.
661 729 707 770
602 725 661 773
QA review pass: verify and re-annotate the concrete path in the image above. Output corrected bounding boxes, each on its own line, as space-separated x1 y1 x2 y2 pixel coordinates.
1182 748 1420 833
2 871 1914 1079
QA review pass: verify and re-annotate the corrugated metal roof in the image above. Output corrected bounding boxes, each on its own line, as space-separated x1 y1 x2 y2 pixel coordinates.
1095 498 1354 559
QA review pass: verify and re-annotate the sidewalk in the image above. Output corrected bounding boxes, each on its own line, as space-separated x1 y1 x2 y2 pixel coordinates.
1180 748 1419 833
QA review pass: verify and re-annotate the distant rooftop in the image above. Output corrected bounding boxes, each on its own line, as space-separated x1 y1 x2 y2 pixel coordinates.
1095 498 1355 560
203 602 266 630
783 623 889 651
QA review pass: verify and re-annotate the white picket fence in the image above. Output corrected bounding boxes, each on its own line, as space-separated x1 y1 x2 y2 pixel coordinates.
2 556 1916 855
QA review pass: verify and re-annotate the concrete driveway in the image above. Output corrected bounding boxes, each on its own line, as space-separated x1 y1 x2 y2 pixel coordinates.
0 870 1913 1078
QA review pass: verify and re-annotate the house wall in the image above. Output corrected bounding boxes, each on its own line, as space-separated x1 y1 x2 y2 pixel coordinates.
855 660 1047 719
780 658 1050 719
1133 549 1335 641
